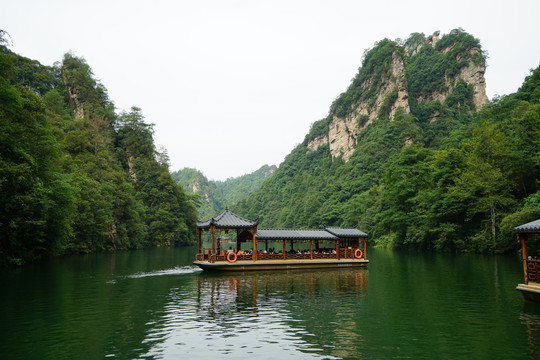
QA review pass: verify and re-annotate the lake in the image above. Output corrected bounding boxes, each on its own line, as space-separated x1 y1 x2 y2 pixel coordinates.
1 246 540 359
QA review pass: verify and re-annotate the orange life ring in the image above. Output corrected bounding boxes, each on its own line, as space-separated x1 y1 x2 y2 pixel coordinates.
354 249 363 259
227 252 237 263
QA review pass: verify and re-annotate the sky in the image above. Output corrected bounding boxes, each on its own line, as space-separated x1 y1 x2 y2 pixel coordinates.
2 0 540 181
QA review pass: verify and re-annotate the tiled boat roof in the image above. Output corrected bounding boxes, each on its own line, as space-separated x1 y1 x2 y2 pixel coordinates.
197 209 258 229
256 228 339 240
515 219 540 233
325 227 368 238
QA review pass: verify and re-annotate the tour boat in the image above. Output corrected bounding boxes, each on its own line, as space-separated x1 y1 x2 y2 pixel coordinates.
193 209 369 271
515 218 540 301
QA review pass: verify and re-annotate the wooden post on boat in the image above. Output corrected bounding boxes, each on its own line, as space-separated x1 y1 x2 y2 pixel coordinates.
252 226 257 261
211 224 216 255
363 237 367 259
519 233 529 284
197 228 202 256
336 240 340 260
283 239 286 260
310 239 313 260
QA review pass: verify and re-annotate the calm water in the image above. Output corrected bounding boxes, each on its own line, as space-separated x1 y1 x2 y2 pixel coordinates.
1 246 540 359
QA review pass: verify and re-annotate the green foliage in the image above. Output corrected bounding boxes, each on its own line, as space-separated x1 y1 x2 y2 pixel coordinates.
173 164 277 220
304 116 331 145
357 114 369 128
377 87 398 120
403 32 426 56
0 44 197 266
0 50 72 265
406 28 485 104
330 39 403 118
233 31 539 255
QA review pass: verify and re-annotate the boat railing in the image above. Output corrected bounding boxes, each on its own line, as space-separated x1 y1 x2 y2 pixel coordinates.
526 259 540 283
196 248 366 262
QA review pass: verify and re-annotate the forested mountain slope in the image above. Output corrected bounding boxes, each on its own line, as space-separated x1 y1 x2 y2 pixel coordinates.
172 165 276 220
0 32 197 266
234 29 540 253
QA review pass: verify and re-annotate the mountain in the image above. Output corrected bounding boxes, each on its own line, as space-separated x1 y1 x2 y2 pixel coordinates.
172 165 276 220
234 29 540 253
0 33 197 266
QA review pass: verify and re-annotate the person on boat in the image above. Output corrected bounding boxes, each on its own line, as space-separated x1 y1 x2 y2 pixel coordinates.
217 240 221 254
227 247 233 254
236 249 242 256
249 249 253 255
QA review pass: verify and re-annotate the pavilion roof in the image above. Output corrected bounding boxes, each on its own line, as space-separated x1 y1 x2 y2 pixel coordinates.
197 209 258 229
514 219 540 233
256 228 339 241
325 226 368 238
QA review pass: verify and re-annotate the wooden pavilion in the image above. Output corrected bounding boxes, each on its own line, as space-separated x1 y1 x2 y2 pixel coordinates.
194 209 369 271
515 218 540 301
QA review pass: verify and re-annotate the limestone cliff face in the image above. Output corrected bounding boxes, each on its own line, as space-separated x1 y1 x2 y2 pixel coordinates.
417 46 487 110
306 135 328 152
327 51 410 161
307 30 487 162
458 49 487 109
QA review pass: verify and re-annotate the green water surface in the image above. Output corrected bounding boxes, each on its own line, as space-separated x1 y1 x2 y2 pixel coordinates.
1 247 539 359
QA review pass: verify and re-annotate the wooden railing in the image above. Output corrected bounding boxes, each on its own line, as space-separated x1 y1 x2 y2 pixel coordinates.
527 259 540 283
196 248 366 263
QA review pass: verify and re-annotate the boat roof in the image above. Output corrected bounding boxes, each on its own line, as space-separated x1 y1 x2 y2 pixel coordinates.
197 209 258 229
197 209 369 239
256 228 339 240
515 219 540 233
325 227 368 238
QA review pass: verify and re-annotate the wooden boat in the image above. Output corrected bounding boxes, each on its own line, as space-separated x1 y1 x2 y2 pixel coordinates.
515 218 540 301
193 209 369 271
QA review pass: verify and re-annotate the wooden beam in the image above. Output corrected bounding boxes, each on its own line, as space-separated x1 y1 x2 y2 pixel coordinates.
363 237 367 259
211 224 215 255
252 226 257 261
519 233 528 284
310 239 313 260
197 228 202 255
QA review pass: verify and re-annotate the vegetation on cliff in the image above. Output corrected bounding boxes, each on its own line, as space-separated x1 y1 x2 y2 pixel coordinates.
234 30 540 253
0 34 197 266
172 165 276 220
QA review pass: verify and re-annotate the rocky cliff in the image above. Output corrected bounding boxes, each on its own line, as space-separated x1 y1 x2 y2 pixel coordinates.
307 30 487 161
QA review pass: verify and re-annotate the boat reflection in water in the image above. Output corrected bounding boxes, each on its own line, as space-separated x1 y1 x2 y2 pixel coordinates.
141 268 368 359
520 304 540 359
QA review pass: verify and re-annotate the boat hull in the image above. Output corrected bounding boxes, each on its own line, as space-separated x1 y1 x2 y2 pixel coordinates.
193 258 369 271
516 283 540 302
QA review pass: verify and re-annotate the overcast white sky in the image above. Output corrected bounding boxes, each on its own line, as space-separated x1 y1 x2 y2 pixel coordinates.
2 0 540 180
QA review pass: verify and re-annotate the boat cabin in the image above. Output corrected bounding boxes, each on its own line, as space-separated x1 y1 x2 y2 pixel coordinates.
515 218 540 301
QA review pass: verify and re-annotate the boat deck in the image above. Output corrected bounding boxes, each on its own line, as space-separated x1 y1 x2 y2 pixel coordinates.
516 283 540 302
193 258 369 271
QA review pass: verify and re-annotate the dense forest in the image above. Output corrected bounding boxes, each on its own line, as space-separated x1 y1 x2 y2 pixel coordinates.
0 31 197 266
234 30 540 253
1 28 539 265
172 165 276 220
